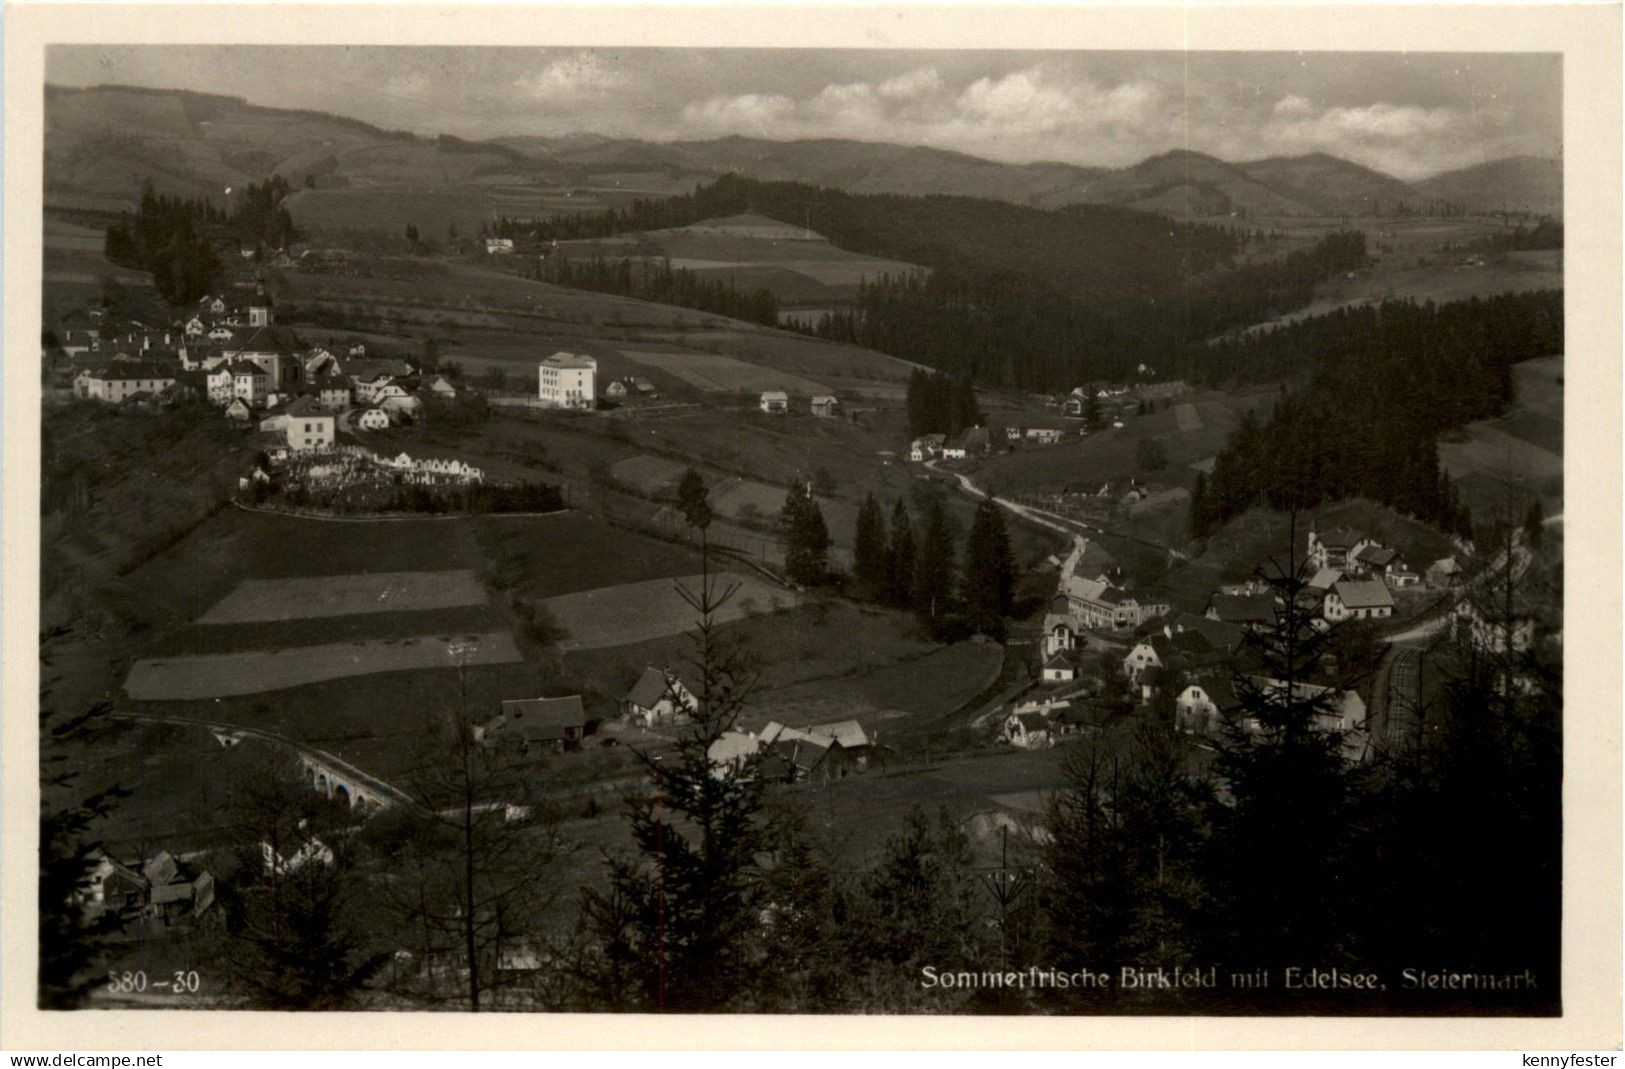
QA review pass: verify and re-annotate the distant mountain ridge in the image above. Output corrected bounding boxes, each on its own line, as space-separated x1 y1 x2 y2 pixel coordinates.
45 83 1563 218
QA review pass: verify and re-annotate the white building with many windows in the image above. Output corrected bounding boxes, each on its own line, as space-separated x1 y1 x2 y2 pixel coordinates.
538 352 597 409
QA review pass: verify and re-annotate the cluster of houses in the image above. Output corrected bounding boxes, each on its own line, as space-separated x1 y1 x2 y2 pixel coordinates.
1000 523 1456 759
76 849 217 939
621 665 876 782
64 286 463 451
460 665 878 783
909 425 991 463
758 391 840 418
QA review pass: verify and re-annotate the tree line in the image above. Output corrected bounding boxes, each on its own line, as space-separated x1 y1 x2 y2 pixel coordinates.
103 177 299 305
536 254 780 327
1189 290 1562 537
905 369 983 438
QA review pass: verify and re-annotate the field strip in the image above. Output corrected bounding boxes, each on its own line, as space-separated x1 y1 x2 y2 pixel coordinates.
539 573 798 651
617 348 831 395
199 569 488 624
1173 403 1202 432
125 631 523 700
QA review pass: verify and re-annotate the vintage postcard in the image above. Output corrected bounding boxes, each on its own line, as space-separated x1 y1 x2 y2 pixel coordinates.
2 2 1619 1052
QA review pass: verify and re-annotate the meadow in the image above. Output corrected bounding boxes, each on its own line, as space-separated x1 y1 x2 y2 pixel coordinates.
539 573 799 651
1439 355 1563 518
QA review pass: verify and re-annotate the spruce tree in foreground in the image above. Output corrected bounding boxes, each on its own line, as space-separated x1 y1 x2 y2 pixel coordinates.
851 492 889 602
884 499 917 609
961 498 1016 638
38 700 131 1009
1202 525 1359 973
579 540 774 1011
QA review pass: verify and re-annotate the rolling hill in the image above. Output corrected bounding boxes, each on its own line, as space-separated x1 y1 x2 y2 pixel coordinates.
45 83 1562 222
1411 155 1564 214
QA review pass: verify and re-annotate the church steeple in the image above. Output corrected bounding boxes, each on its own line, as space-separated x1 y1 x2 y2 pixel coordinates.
249 278 274 328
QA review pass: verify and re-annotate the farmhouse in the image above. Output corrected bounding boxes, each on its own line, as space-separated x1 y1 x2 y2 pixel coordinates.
1168 612 1245 655
353 374 397 404
538 352 597 409
1002 711 1054 750
356 407 391 431
1323 579 1395 622
810 395 840 418
77 849 216 933
427 375 458 399
1307 526 1378 570
605 380 628 399
261 396 337 451
485 237 515 255
224 398 252 422
623 666 698 726
758 390 789 414
759 719 874 781
910 434 946 462
1353 545 1419 588
1062 574 1170 632
75 363 178 403
475 695 586 755
1174 675 1241 736
1206 593 1277 631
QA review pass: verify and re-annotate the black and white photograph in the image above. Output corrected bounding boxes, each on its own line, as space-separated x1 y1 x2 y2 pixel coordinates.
5 3 1619 1049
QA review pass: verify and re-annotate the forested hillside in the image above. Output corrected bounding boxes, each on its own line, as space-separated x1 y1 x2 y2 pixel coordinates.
1191 290 1564 536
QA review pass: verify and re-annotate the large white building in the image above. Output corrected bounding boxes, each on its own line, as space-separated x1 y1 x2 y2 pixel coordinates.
538 352 597 409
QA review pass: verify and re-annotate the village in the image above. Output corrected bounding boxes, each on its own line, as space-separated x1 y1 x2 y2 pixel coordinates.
29 49 1571 1020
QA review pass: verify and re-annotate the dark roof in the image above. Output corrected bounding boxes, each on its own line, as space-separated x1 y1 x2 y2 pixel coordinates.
91 362 178 382
1209 593 1276 625
626 666 692 710
1171 612 1245 654
1332 579 1394 610
1184 673 1240 711
284 396 330 418
1315 525 1367 550
1356 545 1400 567
232 325 305 357
483 696 585 742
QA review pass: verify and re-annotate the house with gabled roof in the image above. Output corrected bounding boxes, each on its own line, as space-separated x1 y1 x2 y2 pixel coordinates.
1323 578 1395 622
1175 674 1241 737
475 695 586 755
623 666 698 726
758 390 789 414
1001 711 1055 750
1353 544 1419 588
1206 592 1277 631
1308 525 1379 570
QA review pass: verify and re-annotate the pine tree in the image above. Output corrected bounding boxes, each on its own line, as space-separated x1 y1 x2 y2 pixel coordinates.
851 493 888 601
911 494 957 628
579 541 774 1011
1189 471 1212 538
961 498 1015 637
38 700 131 1009
1201 519 1359 971
884 500 917 608
210 760 386 1010
779 483 830 587
676 468 712 530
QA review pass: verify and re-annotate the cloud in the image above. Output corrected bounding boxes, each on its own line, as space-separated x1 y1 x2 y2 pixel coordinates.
673 66 1177 164
681 92 797 135
515 55 624 98
877 67 942 100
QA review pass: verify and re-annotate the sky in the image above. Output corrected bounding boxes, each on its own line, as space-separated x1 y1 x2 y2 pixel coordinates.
47 47 1561 180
